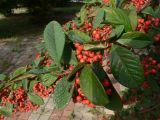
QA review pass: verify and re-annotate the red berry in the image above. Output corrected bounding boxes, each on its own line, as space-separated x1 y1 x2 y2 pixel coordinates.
151 69 157 74
151 60 157 65
76 96 82 102
74 43 80 48
102 80 110 87
157 64 160 69
106 89 112 95
80 58 85 63
75 78 80 85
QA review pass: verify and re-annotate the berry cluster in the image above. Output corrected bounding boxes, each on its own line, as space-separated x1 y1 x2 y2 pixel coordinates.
79 20 92 32
92 25 112 41
131 0 145 11
0 82 54 119
137 18 160 33
63 21 77 31
0 87 39 115
141 56 160 89
73 72 95 107
74 43 103 63
154 34 160 42
101 79 113 95
36 53 53 67
33 82 54 98
137 18 152 33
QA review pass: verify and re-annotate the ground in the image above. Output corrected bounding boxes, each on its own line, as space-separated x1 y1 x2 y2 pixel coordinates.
0 12 123 120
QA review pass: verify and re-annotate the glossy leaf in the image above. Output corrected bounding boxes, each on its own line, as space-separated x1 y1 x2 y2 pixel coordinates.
105 8 132 32
22 79 28 91
28 93 44 105
67 63 85 81
112 25 124 38
70 51 78 65
105 87 123 111
10 67 26 79
28 69 49 75
62 43 72 65
52 76 74 109
83 43 106 51
40 73 57 87
80 5 87 24
142 6 155 17
93 8 104 28
92 62 106 80
110 45 144 88
117 32 152 49
68 30 91 43
92 63 123 110
128 8 137 30
44 21 65 66
80 65 109 105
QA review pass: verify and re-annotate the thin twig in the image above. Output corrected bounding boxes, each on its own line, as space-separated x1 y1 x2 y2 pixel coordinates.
140 103 160 113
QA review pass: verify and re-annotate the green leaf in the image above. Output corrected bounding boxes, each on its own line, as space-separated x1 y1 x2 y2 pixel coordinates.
83 43 106 51
117 32 152 49
12 82 22 90
80 5 87 24
142 6 155 17
0 74 6 81
28 93 44 105
105 87 123 111
80 65 109 106
92 63 123 110
70 51 78 65
52 76 74 109
92 62 106 80
68 30 91 43
62 43 72 65
44 21 65 66
0 103 13 117
40 73 57 87
105 8 132 32
128 8 137 30
67 63 85 81
0 107 12 117
148 75 160 92
10 67 26 79
32 57 44 67
155 6 160 18
22 79 28 91
110 45 144 88
28 69 49 75
112 25 124 38
93 8 104 28
110 0 117 8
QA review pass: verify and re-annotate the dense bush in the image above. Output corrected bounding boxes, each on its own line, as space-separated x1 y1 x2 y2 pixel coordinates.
0 0 70 16
0 0 17 16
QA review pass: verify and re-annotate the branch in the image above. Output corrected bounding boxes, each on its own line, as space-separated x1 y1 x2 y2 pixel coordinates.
140 103 160 113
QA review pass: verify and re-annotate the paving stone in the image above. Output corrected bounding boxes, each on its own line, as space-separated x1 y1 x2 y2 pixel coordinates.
39 115 51 120
17 112 32 120
28 113 40 120
49 110 64 120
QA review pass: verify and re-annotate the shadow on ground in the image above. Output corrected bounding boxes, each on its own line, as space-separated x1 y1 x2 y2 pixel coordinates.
0 12 75 39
